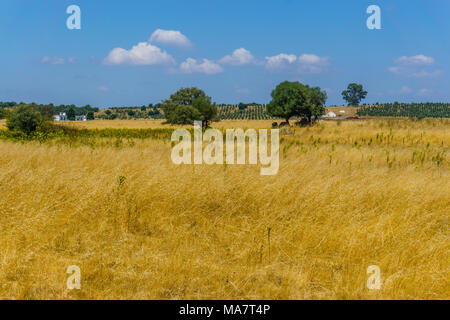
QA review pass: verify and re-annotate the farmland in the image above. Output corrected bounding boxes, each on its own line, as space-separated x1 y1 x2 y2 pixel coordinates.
357 103 450 118
0 118 448 299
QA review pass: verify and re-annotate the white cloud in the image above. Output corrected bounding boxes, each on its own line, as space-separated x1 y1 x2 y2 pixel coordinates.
180 58 223 74
298 54 322 64
389 54 441 78
265 53 329 73
103 42 175 66
395 54 434 66
41 56 76 65
265 53 297 70
219 48 255 66
297 54 329 73
149 29 192 48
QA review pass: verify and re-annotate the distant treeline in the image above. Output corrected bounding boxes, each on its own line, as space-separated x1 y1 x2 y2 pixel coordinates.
357 102 450 118
0 101 99 119
3 101 449 121
0 101 165 120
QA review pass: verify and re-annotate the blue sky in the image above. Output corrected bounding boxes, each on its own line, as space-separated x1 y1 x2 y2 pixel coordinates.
0 0 448 107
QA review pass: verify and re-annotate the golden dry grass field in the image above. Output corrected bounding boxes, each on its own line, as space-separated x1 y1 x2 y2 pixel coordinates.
0 118 449 299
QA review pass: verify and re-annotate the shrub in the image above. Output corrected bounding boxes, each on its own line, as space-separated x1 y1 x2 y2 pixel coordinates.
6 105 44 135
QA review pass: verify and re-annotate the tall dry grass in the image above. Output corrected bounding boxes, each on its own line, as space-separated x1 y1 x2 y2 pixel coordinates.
0 119 448 299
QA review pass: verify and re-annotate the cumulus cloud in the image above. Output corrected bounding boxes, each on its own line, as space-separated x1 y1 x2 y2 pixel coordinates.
41 56 76 65
103 42 175 66
389 54 441 78
265 53 329 73
180 58 223 74
265 53 297 70
149 29 192 48
219 48 255 66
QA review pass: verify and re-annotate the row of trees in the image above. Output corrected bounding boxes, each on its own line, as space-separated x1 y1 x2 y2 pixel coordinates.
98 105 163 120
218 105 272 120
357 102 450 118
161 81 330 127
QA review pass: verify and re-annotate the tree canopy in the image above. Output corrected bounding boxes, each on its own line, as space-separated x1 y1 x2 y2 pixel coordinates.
266 81 327 124
161 87 218 127
341 83 368 106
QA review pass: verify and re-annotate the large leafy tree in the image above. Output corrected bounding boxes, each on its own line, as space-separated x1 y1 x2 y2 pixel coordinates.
341 83 367 106
267 81 326 124
161 87 218 127
266 81 308 125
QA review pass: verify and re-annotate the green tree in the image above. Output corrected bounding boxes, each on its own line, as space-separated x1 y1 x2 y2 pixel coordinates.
303 86 327 123
267 81 327 124
161 87 218 127
193 95 218 128
172 105 201 124
341 83 367 106
67 107 76 121
168 87 205 106
267 81 309 125
86 111 95 120
0 108 4 120
6 105 43 135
